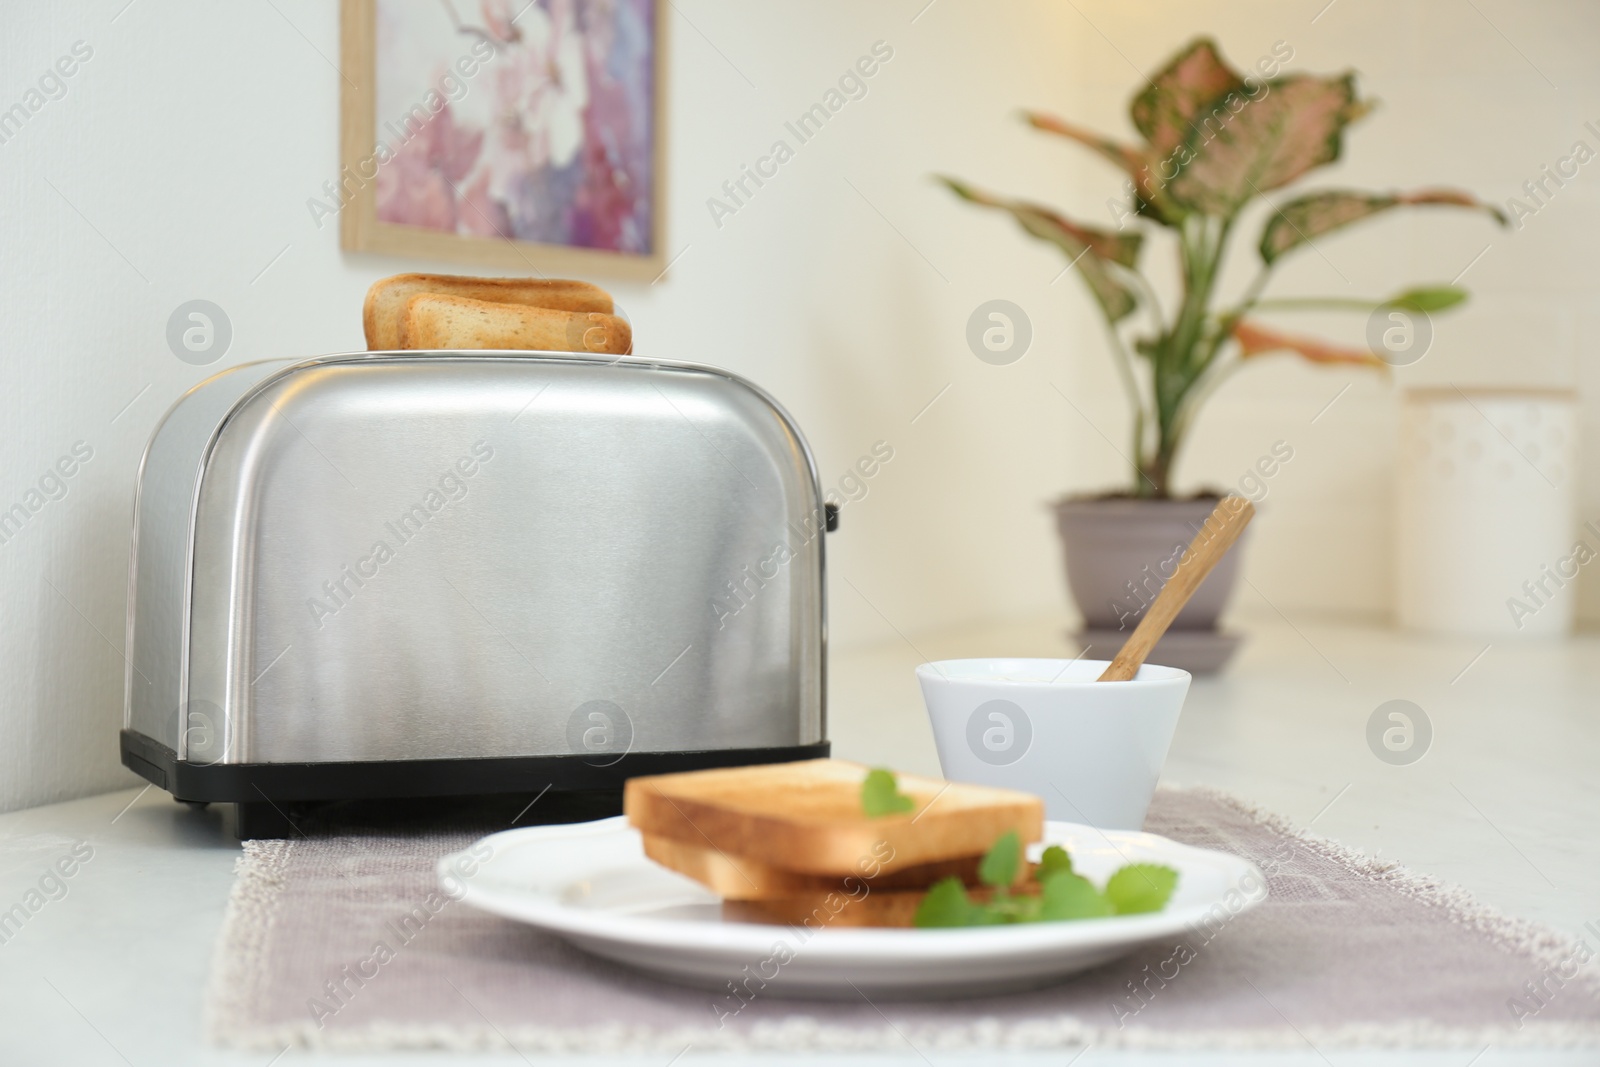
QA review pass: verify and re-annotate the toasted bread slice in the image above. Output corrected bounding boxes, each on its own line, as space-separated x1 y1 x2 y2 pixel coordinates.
723 877 1038 929
363 273 613 350
398 293 632 354
624 759 1043 877
723 889 930 929
641 831 993 900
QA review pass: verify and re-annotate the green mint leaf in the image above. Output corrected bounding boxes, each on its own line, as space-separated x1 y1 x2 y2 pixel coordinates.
860 768 915 818
1037 845 1075 878
986 892 1045 924
1104 863 1179 914
1038 870 1114 920
977 830 1021 888
913 877 982 927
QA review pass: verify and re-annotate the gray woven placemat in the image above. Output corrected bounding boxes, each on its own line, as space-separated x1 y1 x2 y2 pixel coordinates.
206 786 1600 1053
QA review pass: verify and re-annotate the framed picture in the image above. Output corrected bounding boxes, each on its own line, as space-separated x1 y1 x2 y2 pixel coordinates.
338 0 665 278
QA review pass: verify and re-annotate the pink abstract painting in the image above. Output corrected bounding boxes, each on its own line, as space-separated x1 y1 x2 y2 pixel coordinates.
372 0 657 256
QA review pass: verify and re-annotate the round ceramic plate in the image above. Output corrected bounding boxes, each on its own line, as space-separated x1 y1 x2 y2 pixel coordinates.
440 816 1266 999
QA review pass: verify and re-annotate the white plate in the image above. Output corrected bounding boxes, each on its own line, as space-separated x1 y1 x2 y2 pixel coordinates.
439 816 1266 999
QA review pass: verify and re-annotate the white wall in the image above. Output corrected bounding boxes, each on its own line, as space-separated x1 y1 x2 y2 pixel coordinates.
2 0 1595 812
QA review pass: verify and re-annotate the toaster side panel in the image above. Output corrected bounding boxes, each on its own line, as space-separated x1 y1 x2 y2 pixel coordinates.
126 360 296 754
188 356 825 765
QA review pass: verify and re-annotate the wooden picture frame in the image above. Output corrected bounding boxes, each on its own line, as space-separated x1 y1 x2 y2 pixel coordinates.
338 0 666 279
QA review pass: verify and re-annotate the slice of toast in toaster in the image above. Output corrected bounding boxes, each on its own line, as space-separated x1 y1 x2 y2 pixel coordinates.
624 759 1043 877
641 831 994 900
398 293 633 355
363 273 613 350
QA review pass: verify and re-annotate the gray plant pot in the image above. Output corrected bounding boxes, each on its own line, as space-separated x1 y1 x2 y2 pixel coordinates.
1053 496 1249 672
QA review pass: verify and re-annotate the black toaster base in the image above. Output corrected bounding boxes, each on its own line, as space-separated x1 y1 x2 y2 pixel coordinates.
121 729 829 821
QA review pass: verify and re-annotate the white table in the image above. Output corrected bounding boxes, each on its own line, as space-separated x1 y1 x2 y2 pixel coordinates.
2 612 1595 1066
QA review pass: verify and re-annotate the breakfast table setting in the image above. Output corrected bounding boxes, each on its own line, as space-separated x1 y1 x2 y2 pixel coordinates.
3 607 1597 1067
7 372 1598 1062
185 498 1598 1058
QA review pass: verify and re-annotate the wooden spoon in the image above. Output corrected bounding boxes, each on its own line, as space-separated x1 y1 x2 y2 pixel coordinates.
1097 496 1256 682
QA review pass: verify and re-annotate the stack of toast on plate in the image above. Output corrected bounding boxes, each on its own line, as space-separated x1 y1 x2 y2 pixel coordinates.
624 759 1045 928
362 273 631 354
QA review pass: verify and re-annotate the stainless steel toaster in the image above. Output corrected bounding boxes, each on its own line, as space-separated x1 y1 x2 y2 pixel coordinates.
122 351 830 834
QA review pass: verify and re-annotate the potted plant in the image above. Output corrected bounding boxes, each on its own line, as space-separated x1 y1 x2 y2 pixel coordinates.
940 37 1503 670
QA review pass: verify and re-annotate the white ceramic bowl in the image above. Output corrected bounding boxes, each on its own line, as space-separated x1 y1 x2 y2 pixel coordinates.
916 658 1190 830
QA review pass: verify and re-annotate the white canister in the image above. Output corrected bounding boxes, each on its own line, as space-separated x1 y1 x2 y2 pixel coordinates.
1396 387 1578 636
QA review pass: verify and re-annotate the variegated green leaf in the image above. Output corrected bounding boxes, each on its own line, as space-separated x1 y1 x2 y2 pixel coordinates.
1130 38 1246 156
940 177 1141 321
1259 188 1508 263
1020 111 1142 174
1021 110 1183 226
1168 74 1370 217
1232 319 1387 368
1388 285 1468 312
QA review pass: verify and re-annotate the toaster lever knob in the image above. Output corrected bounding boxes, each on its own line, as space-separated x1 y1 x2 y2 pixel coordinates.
824 502 839 532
